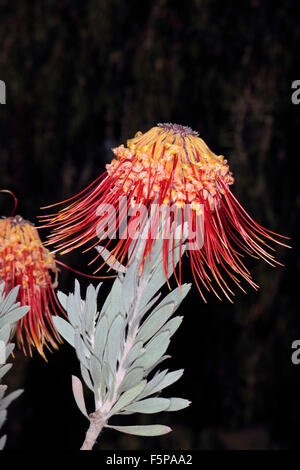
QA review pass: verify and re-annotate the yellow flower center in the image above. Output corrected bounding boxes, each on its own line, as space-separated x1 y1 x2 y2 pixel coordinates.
106 124 234 212
0 216 57 289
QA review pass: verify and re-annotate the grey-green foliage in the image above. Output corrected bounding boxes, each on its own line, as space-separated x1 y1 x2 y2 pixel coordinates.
0 283 29 450
54 220 191 437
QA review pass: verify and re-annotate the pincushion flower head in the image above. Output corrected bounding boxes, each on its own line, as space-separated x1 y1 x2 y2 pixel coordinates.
41 123 288 301
0 214 62 358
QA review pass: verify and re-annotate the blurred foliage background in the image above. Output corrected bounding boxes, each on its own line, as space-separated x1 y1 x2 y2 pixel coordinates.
0 0 299 450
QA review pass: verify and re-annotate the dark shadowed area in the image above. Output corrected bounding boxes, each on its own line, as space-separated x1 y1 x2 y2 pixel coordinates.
0 0 299 450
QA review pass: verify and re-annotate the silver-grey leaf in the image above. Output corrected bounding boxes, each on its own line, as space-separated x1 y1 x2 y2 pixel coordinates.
106 424 171 436
0 364 12 381
123 397 170 414
151 284 191 316
0 286 19 315
0 306 29 329
80 363 94 392
0 410 7 429
85 284 101 334
122 262 137 313
52 317 75 347
136 302 175 344
90 354 102 392
94 315 108 361
133 331 170 370
106 314 125 371
0 389 23 411
106 381 146 419
95 246 127 273
57 291 68 311
0 435 7 450
103 278 126 327
166 397 191 411
71 375 88 418
139 369 184 400
125 341 145 368
119 367 144 394
160 316 183 338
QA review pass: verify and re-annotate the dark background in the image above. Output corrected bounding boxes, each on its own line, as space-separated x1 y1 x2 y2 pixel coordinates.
0 0 299 450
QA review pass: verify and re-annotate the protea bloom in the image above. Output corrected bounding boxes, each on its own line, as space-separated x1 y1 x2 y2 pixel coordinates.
41 123 288 301
0 215 62 358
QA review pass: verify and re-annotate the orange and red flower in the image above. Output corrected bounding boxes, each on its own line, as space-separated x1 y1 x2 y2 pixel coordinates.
0 215 62 358
41 123 289 301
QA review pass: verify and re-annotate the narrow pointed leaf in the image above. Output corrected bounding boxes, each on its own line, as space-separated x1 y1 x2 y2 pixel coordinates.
107 381 146 418
0 410 7 429
0 389 23 411
106 424 171 436
96 246 127 273
125 341 145 368
0 435 6 450
166 398 191 411
94 315 108 361
0 364 12 381
0 306 29 329
139 369 184 400
52 317 75 347
123 397 170 414
136 303 175 344
119 367 144 394
133 331 170 370
71 375 88 418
